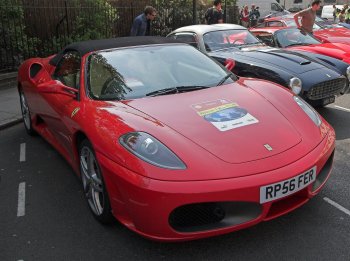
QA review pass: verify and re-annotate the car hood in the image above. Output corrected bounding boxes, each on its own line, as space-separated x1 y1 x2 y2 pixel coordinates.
124 84 302 164
287 43 350 63
213 46 326 74
315 29 350 43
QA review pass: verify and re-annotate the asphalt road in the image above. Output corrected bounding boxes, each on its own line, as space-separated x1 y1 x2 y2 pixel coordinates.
0 94 349 261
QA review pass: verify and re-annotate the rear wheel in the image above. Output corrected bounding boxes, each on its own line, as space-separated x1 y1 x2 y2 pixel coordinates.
19 89 35 135
79 139 113 224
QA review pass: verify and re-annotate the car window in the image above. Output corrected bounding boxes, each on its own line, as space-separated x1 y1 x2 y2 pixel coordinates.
87 44 234 100
284 19 321 30
53 51 81 89
203 29 261 52
254 23 266 28
171 33 199 49
267 21 284 27
253 33 276 47
275 29 321 47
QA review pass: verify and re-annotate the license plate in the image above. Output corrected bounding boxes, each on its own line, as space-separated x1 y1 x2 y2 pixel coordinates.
322 96 335 106
260 166 317 203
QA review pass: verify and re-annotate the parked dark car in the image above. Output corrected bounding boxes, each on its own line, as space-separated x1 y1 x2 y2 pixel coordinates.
168 24 350 107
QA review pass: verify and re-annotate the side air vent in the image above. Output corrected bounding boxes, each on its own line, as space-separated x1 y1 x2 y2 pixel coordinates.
30 63 43 79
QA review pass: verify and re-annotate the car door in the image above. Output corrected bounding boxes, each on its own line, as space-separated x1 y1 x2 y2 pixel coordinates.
39 51 82 159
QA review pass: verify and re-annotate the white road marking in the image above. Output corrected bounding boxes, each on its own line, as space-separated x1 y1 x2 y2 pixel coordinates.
17 182 26 217
333 105 350 113
20 143 26 162
324 197 350 216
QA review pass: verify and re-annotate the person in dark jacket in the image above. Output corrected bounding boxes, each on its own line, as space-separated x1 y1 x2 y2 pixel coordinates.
130 6 157 36
249 4 260 27
205 0 223 25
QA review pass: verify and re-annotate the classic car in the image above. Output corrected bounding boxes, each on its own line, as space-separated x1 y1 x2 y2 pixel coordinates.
168 24 350 107
18 37 335 241
250 27 350 67
254 15 350 44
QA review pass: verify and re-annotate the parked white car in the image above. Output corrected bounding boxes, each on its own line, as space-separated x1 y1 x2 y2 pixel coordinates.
321 4 343 20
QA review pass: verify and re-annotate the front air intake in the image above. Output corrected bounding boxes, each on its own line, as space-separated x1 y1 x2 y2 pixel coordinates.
169 201 262 233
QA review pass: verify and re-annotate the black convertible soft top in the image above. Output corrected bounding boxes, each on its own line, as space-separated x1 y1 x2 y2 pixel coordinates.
49 36 180 66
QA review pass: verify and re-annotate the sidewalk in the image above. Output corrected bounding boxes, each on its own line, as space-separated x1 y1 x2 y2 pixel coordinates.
0 86 22 130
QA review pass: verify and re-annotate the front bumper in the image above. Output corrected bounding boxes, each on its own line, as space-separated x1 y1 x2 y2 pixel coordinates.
98 129 335 242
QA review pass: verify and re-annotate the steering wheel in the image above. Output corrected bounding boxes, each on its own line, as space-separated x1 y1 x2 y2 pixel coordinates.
231 39 245 45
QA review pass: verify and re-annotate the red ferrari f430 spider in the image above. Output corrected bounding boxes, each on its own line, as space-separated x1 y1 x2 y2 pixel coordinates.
17 37 335 241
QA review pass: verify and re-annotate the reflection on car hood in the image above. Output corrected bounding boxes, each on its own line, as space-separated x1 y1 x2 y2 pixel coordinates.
315 28 350 43
213 46 327 74
287 42 350 62
125 83 302 164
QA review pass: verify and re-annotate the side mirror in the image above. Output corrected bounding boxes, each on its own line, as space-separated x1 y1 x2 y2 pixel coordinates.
37 80 78 99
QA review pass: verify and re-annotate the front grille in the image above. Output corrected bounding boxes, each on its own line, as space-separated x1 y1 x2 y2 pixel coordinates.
170 203 225 229
307 77 347 100
169 202 262 233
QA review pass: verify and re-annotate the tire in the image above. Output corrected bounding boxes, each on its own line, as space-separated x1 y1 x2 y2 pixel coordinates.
79 139 113 224
19 89 36 135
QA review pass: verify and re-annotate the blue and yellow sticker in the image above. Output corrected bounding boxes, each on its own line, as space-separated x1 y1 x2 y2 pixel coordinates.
192 99 258 131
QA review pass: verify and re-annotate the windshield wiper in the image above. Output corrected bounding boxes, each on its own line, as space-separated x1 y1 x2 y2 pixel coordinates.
146 87 178 97
217 73 233 86
146 86 210 97
238 42 263 47
285 43 311 47
176 85 210 91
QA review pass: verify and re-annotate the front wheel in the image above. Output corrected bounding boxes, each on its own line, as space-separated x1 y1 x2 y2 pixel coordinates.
79 139 113 224
19 89 35 135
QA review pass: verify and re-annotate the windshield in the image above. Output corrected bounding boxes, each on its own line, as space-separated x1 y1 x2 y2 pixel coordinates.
284 19 321 30
87 45 234 100
275 29 320 47
203 29 261 52
315 17 343 28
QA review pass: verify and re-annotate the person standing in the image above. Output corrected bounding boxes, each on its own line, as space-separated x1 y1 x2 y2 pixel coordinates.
293 0 321 35
249 4 260 27
130 6 157 36
240 5 250 28
345 8 350 24
339 9 346 23
205 0 224 25
333 5 337 22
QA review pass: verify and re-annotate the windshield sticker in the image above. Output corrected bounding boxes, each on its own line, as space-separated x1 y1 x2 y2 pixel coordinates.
192 99 258 131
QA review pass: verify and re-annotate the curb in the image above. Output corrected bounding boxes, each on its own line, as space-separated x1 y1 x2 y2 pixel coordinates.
0 72 17 90
0 118 23 130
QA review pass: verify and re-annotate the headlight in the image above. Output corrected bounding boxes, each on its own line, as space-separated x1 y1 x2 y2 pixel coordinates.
346 66 350 80
119 132 186 170
289 77 302 95
294 96 321 126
